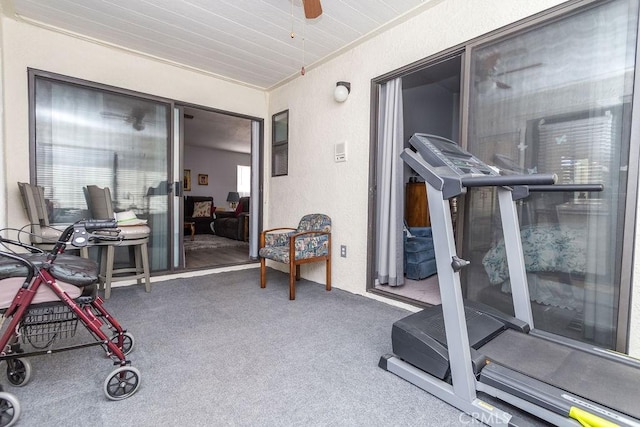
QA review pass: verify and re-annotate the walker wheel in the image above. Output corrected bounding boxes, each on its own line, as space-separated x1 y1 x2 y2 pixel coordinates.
0 391 20 427
103 366 141 400
6 359 31 387
110 332 135 356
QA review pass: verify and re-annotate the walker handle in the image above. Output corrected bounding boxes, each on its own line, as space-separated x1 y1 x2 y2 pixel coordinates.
83 219 118 231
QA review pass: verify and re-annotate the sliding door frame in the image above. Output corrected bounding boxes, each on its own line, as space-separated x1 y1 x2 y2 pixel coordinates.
28 69 264 275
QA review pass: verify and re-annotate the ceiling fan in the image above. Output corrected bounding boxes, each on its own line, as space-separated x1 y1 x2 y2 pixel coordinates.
302 0 322 19
101 106 149 131
476 50 543 90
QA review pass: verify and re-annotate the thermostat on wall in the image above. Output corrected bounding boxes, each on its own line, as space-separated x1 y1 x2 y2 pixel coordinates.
335 142 347 162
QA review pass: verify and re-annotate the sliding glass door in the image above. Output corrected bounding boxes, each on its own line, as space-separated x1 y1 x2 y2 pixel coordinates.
30 71 172 271
463 0 639 349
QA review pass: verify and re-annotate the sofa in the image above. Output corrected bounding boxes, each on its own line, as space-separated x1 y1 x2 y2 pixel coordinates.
184 196 215 235
214 197 249 240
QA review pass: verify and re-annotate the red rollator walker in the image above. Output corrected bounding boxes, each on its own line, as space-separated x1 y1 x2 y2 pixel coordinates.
0 219 141 426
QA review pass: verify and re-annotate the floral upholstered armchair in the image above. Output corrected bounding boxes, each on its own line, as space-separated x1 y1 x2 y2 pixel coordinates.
259 213 331 300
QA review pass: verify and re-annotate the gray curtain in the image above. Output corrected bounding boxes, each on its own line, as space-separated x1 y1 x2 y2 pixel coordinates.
375 78 404 286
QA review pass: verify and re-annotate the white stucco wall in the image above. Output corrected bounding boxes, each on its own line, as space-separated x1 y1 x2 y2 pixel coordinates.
0 16 267 230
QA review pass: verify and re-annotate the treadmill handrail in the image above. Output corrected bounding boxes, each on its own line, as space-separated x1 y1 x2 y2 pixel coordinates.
512 183 604 201
461 173 557 188
527 183 604 192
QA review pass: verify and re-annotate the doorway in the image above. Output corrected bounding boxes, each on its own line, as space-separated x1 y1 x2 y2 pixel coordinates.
179 106 260 270
372 54 462 307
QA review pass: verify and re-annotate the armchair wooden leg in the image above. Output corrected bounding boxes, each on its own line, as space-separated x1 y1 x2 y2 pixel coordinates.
260 258 266 288
326 257 331 291
289 261 296 300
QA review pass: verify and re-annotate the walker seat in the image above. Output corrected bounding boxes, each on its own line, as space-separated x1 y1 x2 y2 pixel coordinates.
0 253 98 286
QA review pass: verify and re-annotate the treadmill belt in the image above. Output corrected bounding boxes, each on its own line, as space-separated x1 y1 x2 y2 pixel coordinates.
478 330 640 419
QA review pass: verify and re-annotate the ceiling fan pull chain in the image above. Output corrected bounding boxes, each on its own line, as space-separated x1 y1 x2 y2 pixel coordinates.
301 19 306 76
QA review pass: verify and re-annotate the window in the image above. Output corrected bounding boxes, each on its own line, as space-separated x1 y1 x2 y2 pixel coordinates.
464 0 638 348
30 71 171 270
272 110 288 176
237 165 251 196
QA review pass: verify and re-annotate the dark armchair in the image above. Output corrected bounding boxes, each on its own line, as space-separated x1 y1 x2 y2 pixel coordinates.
184 196 215 235
214 197 249 240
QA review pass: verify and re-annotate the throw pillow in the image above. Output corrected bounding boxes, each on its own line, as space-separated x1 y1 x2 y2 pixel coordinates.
192 201 212 218
234 200 244 217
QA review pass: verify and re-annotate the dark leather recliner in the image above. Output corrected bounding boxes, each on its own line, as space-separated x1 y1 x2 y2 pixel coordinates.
184 196 215 235
214 197 249 240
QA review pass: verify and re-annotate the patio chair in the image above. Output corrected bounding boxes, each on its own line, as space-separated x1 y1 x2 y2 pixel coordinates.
17 182 66 251
84 185 151 298
259 213 331 300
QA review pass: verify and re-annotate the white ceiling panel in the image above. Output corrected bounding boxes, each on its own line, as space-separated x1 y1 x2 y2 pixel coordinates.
10 0 437 89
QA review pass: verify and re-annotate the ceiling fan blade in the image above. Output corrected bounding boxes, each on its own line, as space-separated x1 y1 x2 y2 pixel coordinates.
496 62 544 77
302 0 322 19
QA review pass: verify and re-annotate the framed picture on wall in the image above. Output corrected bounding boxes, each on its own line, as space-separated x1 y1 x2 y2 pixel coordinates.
184 169 191 191
198 174 208 185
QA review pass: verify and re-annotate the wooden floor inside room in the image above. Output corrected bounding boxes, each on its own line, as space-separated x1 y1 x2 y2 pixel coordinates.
185 245 253 269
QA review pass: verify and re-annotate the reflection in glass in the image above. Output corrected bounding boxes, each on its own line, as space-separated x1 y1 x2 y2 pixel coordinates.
34 77 170 270
465 0 638 348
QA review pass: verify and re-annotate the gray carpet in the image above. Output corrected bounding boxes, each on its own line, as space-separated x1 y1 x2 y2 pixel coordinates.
6 268 467 426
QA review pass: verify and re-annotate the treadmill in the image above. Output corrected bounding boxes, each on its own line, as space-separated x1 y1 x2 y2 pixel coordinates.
378 134 640 427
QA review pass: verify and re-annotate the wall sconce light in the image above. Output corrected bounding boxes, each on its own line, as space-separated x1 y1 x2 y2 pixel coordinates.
334 81 351 103
226 191 240 209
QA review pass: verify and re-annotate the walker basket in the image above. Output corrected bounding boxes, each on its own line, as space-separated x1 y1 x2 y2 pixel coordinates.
19 303 79 345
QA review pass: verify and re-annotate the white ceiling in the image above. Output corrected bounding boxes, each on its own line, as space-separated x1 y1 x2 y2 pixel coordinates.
8 0 435 90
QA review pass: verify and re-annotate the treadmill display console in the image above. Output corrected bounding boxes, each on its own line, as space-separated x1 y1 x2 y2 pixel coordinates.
409 134 497 177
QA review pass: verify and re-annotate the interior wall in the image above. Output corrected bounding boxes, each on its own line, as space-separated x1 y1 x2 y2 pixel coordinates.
0 16 267 231
403 84 457 142
184 146 250 206
266 0 566 296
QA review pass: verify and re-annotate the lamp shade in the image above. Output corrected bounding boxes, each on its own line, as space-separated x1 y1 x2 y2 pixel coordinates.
226 191 240 203
334 81 351 103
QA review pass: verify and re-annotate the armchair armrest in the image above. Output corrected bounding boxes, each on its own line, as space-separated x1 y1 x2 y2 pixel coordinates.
289 230 331 258
260 227 296 248
215 211 236 219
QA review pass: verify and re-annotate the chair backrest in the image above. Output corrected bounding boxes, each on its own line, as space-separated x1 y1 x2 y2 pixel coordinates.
18 182 50 226
84 185 115 219
238 197 250 213
18 182 51 243
297 214 331 232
